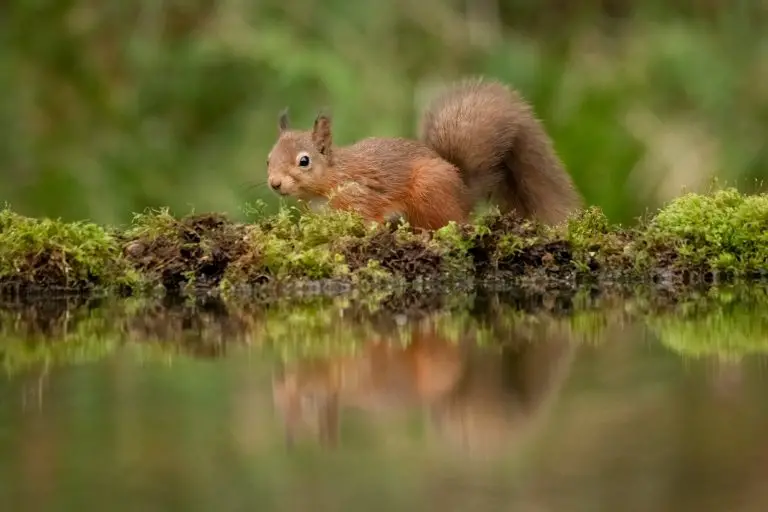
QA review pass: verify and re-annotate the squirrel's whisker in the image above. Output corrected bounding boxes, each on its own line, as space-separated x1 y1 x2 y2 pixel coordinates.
240 181 269 192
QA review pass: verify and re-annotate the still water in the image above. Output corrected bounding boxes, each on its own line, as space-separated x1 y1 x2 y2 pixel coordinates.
1 290 768 511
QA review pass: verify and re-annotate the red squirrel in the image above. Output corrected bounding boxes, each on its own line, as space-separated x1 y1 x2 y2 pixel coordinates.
266 77 582 229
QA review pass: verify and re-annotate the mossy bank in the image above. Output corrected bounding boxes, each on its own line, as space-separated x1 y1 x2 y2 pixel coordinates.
1 188 767 298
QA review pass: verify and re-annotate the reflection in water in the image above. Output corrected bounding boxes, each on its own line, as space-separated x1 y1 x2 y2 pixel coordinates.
1 289 768 511
272 317 574 457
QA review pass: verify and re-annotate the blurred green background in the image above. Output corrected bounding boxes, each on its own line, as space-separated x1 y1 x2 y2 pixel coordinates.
1 0 766 225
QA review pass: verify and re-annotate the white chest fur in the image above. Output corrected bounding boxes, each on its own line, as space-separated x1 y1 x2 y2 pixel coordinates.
307 197 329 213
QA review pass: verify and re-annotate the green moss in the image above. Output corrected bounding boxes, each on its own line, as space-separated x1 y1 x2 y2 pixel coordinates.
0 206 136 292
220 205 388 287
123 207 180 243
121 208 251 293
430 221 474 275
248 207 370 280
1 188 767 297
641 188 768 276
350 259 398 287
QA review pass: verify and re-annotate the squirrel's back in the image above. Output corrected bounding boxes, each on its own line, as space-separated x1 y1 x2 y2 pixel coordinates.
420 77 582 225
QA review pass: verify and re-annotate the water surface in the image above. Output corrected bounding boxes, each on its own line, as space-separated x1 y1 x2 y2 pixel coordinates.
1 290 768 511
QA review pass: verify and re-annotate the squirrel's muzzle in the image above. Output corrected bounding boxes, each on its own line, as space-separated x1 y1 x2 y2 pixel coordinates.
268 177 283 193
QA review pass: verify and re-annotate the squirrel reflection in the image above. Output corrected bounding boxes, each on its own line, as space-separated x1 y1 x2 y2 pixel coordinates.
271 306 575 455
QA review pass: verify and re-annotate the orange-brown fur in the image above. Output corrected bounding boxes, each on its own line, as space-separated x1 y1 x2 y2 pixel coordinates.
266 77 582 229
420 77 582 225
322 143 471 230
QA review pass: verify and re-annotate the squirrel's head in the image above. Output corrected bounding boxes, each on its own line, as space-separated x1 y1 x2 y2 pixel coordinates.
266 109 334 200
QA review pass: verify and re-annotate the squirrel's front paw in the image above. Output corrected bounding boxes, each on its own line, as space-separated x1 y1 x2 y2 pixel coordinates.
383 211 407 230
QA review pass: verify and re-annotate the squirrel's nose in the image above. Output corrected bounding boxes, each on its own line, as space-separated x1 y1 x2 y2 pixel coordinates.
269 178 282 191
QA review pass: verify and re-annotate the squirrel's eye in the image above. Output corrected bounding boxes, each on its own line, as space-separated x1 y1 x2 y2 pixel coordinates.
297 154 311 168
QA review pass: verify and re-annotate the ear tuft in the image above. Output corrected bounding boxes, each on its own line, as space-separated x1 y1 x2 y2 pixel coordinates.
278 108 290 132
312 111 333 156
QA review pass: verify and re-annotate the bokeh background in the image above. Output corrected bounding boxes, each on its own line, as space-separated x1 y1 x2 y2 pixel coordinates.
1 0 766 225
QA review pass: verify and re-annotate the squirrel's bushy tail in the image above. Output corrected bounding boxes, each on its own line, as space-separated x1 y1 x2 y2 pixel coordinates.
419 77 582 225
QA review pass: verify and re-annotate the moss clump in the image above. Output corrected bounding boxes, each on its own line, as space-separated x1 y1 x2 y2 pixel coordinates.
340 226 444 284
122 208 251 293
228 206 373 283
461 208 573 282
565 207 637 277
640 189 768 278
0 206 136 294
0 188 767 297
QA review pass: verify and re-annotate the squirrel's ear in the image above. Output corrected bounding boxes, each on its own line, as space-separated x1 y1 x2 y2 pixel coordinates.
312 112 332 156
278 108 290 132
